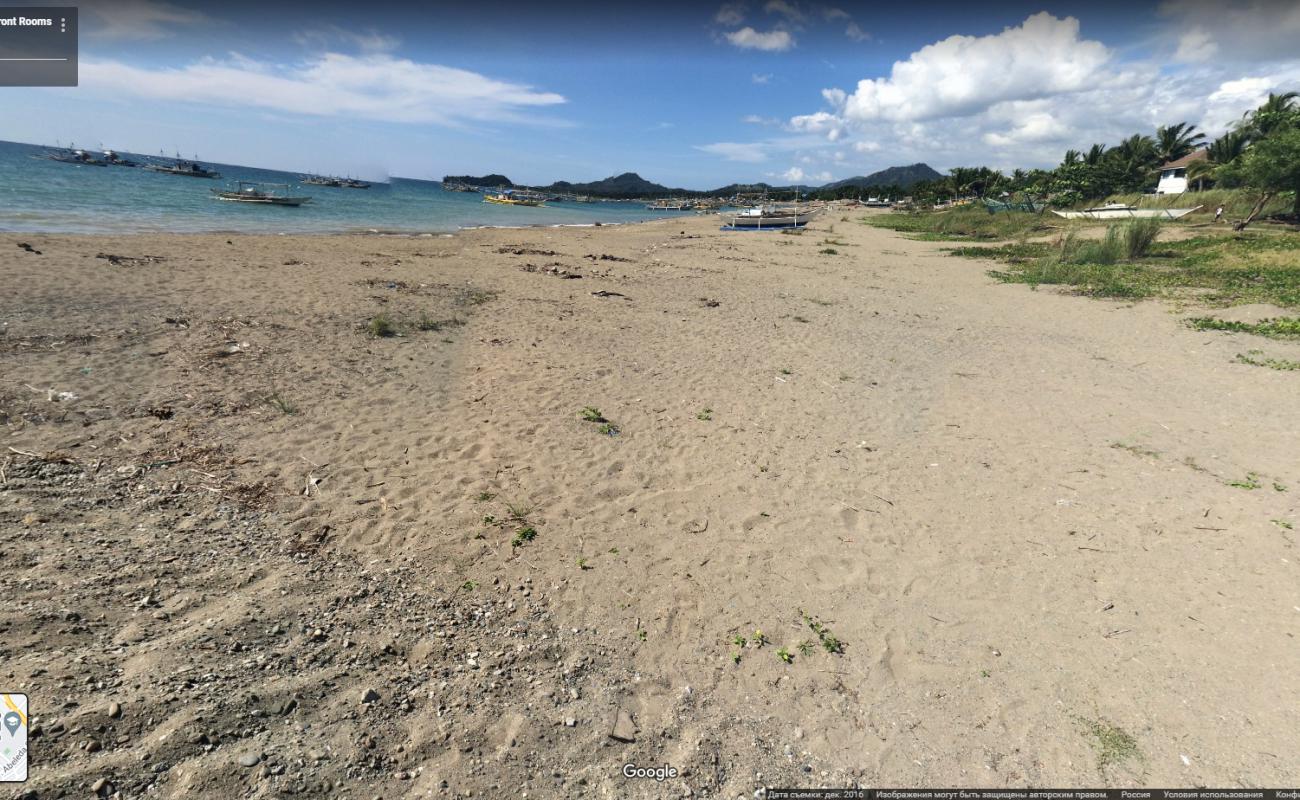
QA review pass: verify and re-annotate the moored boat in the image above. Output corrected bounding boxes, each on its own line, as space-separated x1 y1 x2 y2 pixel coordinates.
147 156 221 178
484 190 544 207
40 147 106 166
211 181 312 206
1051 203 1201 220
102 150 141 167
720 205 817 230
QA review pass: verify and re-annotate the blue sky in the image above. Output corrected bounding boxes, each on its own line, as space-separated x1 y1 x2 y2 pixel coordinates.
1 0 1298 187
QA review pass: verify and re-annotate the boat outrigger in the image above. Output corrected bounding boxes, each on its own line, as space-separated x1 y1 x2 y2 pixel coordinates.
211 182 312 206
1051 203 1201 220
720 205 818 230
646 200 693 211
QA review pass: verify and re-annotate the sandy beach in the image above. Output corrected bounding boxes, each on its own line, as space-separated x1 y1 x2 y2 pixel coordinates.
2 212 1298 798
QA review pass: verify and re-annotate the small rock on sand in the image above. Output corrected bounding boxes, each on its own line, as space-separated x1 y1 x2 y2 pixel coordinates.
609 708 637 742
238 753 261 767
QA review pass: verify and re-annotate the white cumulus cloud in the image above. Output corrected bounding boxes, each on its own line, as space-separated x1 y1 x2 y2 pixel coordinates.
79 53 567 126
832 12 1110 122
725 27 795 51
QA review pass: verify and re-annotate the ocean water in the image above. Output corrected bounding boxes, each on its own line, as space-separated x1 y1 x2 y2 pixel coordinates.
0 140 706 235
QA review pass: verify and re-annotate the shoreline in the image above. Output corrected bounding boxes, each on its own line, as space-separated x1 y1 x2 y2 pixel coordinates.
3 215 1297 796
0 211 700 238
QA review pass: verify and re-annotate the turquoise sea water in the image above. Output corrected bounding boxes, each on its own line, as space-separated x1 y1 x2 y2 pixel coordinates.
0 140 704 235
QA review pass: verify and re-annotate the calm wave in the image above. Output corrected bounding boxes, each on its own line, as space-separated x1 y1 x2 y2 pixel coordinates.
0 140 704 235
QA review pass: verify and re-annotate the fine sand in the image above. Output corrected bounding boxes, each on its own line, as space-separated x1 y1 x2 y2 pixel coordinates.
2 212 1297 798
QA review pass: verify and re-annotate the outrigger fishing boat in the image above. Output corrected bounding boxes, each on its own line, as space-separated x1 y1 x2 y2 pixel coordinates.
146 154 221 178
483 189 544 207
720 204 818 230
101 149 141 167
646 200 693 211
211 182 312 206
39 146 106 166
1051 203 1201 220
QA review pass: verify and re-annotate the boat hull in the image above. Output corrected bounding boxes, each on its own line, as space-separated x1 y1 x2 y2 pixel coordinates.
1052 206 1200 220
484 196 543 207
720 210 816 229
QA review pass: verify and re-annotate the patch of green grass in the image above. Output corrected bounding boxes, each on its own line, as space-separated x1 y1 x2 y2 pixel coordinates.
1078 717 1141 774
511 526 537 548
482 514 496 525
608 547 620 554
970 229 1300 308
637 629 647 642
1227 472 1262 490
1273 481 1287 492
819 248 839 255
461 580 478 591
867 206 1054 241
1236 350 1300 370
366 313 398 338
459 288 497 306
801 610 845 654
731 634 748 647
506 501 533 521
598 422 620 436
731 651 742 664
1111 441 1160 458
776 646 794 664
797 640 816 657
1187 316 1300 339
839 374 853 382
265 390 298 415
750 630 768 648
580 406 606 422
1272 519 1294 529
576 557 591 570
778 368 793 375
476 491 496 502
697 407 713 421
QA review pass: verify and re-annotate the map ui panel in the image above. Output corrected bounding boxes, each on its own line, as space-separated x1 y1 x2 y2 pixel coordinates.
0 8 77 86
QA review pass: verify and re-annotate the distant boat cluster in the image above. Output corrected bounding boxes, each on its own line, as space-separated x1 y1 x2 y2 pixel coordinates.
37 144 223 177
31 142 370 211
301 174 371 189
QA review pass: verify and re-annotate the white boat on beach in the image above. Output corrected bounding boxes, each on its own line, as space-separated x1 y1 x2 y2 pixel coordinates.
720 205 818 230
1051 203 1201 220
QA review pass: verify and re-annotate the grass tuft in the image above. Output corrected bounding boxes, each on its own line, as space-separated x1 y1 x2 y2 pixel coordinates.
1187 316 1300 339
366 313 398 338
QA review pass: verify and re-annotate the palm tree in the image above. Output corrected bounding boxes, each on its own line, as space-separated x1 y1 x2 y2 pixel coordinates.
1154 122 1206 164
1108 134 1159 193
1083 144 1107 166
1208 129 1250 164
1242 91 1299 139
1188 129 1252 191
1060 149 1082 167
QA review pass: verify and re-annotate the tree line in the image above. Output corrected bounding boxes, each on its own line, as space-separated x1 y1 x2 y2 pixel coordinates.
814 92 1299 225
